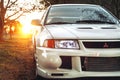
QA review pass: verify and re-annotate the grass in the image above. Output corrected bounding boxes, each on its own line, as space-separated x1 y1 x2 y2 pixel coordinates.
0 35 36 80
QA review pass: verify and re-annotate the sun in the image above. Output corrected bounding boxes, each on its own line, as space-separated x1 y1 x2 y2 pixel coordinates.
22 24 33 34
19 18 33 34
19 14 34 34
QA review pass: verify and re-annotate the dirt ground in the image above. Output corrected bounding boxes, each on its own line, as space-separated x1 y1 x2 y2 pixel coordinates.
0 36 36 80
1 35 120 80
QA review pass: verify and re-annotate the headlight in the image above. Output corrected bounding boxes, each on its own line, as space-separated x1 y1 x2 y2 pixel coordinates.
44 39 79 49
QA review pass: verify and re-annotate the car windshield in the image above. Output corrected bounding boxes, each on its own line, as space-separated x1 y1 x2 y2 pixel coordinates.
45 5 119 25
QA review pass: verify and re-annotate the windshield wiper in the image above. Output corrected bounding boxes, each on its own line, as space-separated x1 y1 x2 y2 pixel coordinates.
46 22 72 25
76 20 116 24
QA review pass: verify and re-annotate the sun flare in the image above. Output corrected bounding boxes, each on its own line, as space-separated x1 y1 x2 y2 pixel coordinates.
22 24 33 34
19 14 35 34
19 11 44 34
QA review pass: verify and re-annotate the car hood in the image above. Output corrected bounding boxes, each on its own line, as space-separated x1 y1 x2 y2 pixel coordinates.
45 24 120 39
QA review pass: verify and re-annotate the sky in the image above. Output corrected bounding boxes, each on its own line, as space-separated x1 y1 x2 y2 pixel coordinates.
4 0 44 33
5 0 41 20
4 0 38 8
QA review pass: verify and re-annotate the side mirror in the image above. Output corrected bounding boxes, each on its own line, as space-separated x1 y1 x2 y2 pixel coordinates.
31 19 42 26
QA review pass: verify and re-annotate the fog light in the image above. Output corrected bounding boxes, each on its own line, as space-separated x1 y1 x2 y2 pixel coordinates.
38 53 62 69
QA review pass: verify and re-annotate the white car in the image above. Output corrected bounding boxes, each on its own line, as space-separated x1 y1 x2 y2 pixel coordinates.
31 4 120 79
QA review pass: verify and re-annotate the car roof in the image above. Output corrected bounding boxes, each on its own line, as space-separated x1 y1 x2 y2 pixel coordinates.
51 4 101 7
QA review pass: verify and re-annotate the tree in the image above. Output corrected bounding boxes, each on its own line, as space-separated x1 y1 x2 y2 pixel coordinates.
110 0 120 18
39 0 51 9
0 0 4 40
0 0 42 40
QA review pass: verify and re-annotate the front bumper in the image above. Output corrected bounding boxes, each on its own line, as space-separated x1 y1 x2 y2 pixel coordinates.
35 47 120 79
37 67 120 79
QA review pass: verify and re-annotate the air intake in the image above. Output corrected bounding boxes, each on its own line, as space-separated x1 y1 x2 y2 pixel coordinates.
60 56 72 69
81 57 120 71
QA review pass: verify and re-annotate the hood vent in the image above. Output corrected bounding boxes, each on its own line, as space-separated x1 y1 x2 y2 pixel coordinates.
101 27 116 29
78 27 93 29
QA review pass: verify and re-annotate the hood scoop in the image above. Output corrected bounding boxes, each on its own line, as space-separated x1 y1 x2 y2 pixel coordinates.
78 27 93 29
101 27 116 29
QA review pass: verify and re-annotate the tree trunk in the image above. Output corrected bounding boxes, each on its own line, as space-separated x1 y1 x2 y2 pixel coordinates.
0 0 5 40
0 15 4 40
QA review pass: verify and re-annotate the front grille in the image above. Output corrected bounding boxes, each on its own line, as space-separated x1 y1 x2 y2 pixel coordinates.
83 41 120 48
59 56 72 69
81 57 120 71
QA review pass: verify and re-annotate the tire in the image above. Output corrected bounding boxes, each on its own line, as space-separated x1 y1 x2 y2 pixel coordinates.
33 39 36 50
32 38 36 54
35 75 41 80
35 75 49 80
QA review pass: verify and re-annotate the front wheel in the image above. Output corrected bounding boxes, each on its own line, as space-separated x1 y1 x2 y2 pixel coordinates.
33 39 36 50
35 75 50 80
